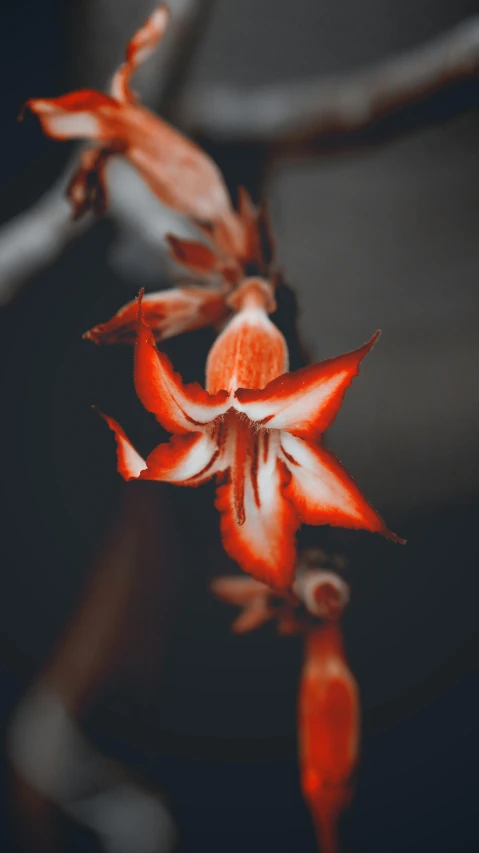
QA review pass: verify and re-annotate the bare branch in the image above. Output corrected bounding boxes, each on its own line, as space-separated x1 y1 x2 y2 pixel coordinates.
8 687 177 853
176 17 479 143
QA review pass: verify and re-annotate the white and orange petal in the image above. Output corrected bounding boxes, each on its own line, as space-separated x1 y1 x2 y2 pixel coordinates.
215 427 300 592
141 431 223 484
134 296 229 434
280 431 404 541
84 287 229 345
98 412 147 480
24 91 120 141
234 332 380 441
110 5 169 104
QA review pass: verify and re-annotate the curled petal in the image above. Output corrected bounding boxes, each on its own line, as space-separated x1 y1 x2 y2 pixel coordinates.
141 431 223 484
294 570 350 620
134 297 229 433
84 287 228 345
24 91 121 140
111 5 169 104
280 432 404 541
98 411 146 480
215 430 300 591
235 332 380 440
166 235 221 275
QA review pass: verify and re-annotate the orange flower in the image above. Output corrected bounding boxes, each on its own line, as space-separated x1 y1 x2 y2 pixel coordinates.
24 5 245 256
99 280 402 590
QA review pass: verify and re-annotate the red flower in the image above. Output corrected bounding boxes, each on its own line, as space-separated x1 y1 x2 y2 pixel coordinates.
23 5 245 256
100 279 402 591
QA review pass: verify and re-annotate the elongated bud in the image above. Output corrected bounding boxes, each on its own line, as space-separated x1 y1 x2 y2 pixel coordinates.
206 279 287 394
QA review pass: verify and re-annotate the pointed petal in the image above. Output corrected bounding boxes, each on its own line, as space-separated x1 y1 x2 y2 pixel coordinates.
280 432 404 541
215 430 300 591
98 411 147 480
111 6 169 103
211 575 269 605
134 296 229 433
84 287 228 345
166 235 220 275
141 431 222 484
235 333 380 441
24 91 120 140
231 603 273 634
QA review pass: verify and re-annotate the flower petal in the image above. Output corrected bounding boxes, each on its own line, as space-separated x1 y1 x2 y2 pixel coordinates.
234 332 380 441
211 575 269 605
211 576 274 634
206 282 287 394
231 603 274 634
98 411 147 480
141 431 223 484
110 5 169 104
166 235 220 275
215 429 300 591
84 287 228 345
280 432 404 541
134 296 229 433
24 91 120 140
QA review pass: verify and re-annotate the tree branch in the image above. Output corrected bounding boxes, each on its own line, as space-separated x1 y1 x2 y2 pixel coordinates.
176 17 479 143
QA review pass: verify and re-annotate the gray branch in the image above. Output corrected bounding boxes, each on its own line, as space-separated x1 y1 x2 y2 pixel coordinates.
2 14 479 304
8 687 177 853
176 16 479 143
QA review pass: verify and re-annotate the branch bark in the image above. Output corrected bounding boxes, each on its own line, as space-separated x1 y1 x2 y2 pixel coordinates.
176 16 479 143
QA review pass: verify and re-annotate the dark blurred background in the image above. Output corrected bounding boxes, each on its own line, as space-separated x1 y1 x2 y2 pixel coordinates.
0 1 478 851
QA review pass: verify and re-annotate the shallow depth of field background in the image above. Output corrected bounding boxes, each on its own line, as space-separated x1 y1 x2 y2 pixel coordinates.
0 1 478 851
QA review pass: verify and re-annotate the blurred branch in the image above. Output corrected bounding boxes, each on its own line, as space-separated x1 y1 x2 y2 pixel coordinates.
8 687 177 853
0 178 89 306
2 13 479 304
177 16 479 144
7 482 181 853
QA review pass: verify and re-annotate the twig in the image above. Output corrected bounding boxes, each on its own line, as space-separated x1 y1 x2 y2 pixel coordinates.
176 16 479 143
